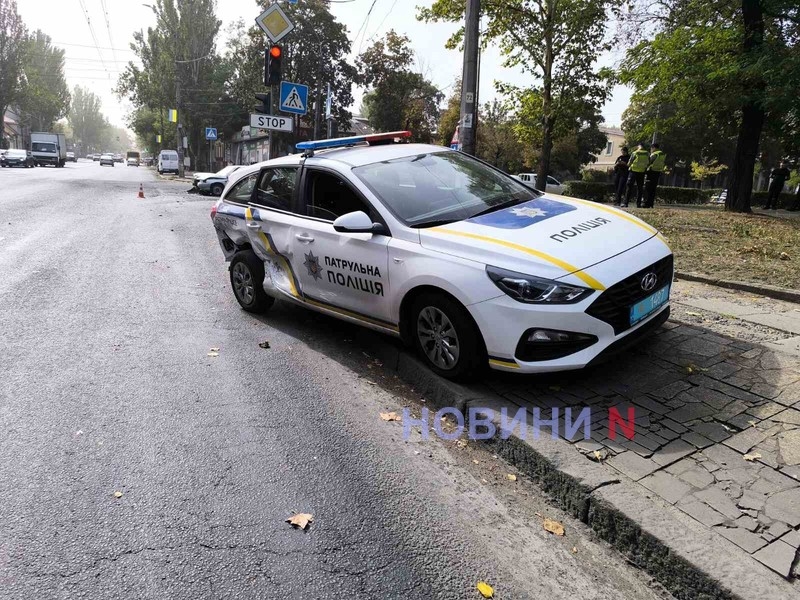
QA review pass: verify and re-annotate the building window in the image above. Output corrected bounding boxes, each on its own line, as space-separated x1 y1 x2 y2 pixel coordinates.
605 141 613 155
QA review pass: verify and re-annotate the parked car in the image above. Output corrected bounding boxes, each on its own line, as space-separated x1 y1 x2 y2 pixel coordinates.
1 149 36 168
194 165 243 196
210 131 673 380
92 154 101 161
514 173 565 195
99 153 115 167
158 149 180 174
113 154 124 163
66 151 77 162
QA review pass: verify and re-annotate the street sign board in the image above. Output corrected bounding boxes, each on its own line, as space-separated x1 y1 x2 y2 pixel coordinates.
255 4 294 43
279 81 308 115
205 127 218 140
250 113 294 132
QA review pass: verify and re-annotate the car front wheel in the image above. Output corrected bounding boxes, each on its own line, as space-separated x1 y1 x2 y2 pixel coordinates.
229 251 274 314
211 183 224 196
410 293 485 381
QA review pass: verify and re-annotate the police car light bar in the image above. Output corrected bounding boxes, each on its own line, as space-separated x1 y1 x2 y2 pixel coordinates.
296 131 411 153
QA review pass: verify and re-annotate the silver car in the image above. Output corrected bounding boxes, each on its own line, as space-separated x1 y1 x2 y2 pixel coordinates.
194 165 243 196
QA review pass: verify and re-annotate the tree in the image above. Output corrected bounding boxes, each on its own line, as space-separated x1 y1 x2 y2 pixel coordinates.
419 0 615 190
18 30 70 131
357 30 443 142
0 0 26 148
475 100 526 174
224 1 357 147
619 0 800 211
68 85 110 154
690 159 728 188
437 78 461 147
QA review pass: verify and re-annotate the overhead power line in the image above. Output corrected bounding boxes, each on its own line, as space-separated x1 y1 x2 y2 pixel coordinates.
75 0 110 74
99 0 119 65
366 0 399 44
352 0 378 54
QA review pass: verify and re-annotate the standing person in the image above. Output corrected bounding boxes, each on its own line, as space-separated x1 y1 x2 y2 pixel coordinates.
613 146 630 206
644 143 667 208
625 143 650 207
765 161 791 209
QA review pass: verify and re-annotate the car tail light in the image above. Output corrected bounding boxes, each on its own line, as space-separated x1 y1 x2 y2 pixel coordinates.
210 205 217 219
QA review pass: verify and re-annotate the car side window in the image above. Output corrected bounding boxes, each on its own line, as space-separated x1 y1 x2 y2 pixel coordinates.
305 170 374 221
225 173 259 204
547 176 559 186
254 167 297 211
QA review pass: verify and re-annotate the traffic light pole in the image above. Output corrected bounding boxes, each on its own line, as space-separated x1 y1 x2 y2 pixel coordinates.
459 0 480 156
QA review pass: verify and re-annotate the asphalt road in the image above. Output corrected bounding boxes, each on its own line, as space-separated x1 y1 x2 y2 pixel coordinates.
0 161 670 599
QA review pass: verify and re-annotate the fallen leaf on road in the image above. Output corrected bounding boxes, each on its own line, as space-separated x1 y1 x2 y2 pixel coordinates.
476 581 494 598
286 513 313 530
473 459 480 464
113 491 123 499
207 351 219 357
572 546 578 554
506 474 517 482
543 518 565 536
210 347 220 351
686 311 702 317
380 412 401 422
743 452 762 461
75 430 83 436
258 341 270 349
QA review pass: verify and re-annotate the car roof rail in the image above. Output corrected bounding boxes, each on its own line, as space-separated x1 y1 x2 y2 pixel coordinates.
296 131 412 158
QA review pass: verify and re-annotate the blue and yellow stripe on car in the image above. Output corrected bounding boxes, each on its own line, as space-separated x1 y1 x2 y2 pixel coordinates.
431 227 606 291
245 207 301 298
566 197 669 244
488 356 520 369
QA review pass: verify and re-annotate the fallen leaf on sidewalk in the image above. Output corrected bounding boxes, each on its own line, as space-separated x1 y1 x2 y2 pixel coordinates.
380 411 401 422
543 518 565 536
113 491 123 499
592 449 608 462
208 347 220 357
258 341 270 349
506 474 517 482
476 581 494 598
743 452 762 461
286 513 313 530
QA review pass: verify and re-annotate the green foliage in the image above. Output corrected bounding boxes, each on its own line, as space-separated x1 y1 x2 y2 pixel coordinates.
18 29 70 131
476 100 526 174
68 86 110 153
751 191 796 209
419 0 616 188
563 181 614 202
358 31 442 142
0 0 27 148
690 159 728 188
223 1 357 146
437 78 460 147
582 169 611 182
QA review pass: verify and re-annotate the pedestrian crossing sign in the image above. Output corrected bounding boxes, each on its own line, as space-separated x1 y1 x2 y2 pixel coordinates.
280 81 309 116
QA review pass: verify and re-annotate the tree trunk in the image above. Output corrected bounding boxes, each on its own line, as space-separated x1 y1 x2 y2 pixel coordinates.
725 0 765 213
725 102 764 212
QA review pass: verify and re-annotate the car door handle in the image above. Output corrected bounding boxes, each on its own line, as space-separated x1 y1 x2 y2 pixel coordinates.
295 233 314 243
246 222 260 229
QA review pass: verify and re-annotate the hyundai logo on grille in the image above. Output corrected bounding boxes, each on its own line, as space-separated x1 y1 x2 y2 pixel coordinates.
641 272 658 292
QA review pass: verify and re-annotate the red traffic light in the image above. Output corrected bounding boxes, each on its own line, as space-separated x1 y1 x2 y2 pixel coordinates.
269 45 282 59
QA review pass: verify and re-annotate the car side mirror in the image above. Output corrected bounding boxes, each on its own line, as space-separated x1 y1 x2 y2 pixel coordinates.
333 211 386 235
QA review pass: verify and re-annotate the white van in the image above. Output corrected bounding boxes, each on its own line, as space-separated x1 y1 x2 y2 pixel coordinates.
157 150 179 174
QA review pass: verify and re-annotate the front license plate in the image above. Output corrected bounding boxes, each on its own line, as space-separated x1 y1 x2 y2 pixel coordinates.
630 285 670 326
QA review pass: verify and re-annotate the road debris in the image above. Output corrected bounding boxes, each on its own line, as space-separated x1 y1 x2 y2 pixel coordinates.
113 491 123 499
286 513 313 530
258 341 270 349
743 452 762 462
380 412 402 422
207 347 220 357
506 474 517 482
543 518 565 536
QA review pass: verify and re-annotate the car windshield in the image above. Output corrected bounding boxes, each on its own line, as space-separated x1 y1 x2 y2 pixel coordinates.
353 151 539 228
8 149 26 157
215 166 239 177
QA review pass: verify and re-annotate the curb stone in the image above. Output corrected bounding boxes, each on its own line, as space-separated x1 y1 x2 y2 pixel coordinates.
359 333 798 600
675 271 800 304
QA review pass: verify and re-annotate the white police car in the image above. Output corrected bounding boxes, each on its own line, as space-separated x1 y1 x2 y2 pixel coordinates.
211 131 672 380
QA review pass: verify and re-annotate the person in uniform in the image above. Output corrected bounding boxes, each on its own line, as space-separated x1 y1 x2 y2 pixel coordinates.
644 143 667 208
625 144 650 208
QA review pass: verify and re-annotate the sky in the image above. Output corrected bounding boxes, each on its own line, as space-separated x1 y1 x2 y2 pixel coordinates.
16 0 631 130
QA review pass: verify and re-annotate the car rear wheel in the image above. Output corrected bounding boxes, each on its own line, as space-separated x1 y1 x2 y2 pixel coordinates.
211 183 224 196
229 251 274 314
410 293 485 381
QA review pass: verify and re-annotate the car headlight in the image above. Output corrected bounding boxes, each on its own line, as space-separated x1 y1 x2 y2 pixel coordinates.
486 265 594 304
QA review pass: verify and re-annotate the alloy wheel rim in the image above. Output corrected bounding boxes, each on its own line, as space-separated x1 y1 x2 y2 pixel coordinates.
417 306 460 370
232 262 255 305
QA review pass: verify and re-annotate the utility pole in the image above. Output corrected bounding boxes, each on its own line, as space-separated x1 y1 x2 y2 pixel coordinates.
459 0 480 156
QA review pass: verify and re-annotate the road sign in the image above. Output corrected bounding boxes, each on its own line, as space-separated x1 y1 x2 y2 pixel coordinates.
250 113 294 132
279 81 308 115
205 127 218 140
255 4 294 43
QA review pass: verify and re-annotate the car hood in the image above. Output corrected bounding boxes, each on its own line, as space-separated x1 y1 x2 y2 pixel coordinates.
419 196 659 283
192 172 216 181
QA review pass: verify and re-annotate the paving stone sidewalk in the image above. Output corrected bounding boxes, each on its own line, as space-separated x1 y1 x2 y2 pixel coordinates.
479 321 800 581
